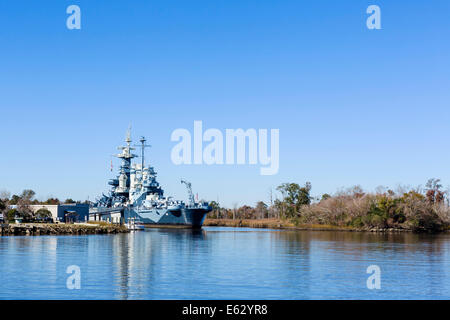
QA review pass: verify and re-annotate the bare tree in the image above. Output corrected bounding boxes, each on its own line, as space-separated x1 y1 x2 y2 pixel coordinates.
0 190 10 201
375 185 388 195
425 178 445 203
232 202 238 220
255 201 268 219
267 187 274 219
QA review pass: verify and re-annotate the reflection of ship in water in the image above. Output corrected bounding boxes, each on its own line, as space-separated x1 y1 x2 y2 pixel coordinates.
112 229 206 299
90 129 211 228
113 233 153 299
124 217 145 231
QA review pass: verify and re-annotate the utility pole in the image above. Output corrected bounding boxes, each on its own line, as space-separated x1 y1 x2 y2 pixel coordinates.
269 187 273 219
217 195 220 219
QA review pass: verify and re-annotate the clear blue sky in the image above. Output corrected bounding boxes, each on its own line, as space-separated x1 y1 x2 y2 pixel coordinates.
1 1 450 207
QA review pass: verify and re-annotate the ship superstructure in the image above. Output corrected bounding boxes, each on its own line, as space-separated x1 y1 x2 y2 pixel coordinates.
91 129 211 228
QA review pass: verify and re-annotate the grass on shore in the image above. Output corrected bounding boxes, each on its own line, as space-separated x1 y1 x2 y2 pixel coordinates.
87 221 116 227
203 218 357 231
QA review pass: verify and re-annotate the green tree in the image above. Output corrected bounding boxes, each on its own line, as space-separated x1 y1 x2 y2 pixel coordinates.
0 199 6 221
274 199 283 219
5 209 18 223
208 201 220 219
35 208 52 220
43 198 60 205
9 195 21 205
276 182 312 218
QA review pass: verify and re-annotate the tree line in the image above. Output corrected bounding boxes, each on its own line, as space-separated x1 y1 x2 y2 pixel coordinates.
0 189 82 223
207 178 450 232
208 182 313 220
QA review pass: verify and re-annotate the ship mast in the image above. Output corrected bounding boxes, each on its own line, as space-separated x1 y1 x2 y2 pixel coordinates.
115 126 138 196
136 136 151 172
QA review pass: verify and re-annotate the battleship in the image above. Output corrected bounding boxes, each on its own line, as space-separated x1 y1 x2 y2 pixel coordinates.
90 129 211 228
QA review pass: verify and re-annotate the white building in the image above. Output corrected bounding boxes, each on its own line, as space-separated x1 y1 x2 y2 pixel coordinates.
28 203 89 222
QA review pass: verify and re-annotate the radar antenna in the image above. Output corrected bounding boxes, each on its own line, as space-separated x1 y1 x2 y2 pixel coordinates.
181 179 195 206
126 124 132 145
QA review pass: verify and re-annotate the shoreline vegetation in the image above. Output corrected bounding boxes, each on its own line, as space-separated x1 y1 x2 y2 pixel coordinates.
1 178 450 235
0 189 87 224
206 178 450 233
203 218 414 232
0 222 129 236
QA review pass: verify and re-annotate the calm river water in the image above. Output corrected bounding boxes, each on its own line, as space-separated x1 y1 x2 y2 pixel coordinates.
0 227 449 299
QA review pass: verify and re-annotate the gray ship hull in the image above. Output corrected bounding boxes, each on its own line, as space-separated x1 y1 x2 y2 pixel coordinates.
126 207 210 228
92 134 212 228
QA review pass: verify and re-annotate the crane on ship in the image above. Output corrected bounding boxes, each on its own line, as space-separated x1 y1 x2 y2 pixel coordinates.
181 179 195 206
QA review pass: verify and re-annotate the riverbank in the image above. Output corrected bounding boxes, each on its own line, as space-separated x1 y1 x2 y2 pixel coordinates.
0 223 129 236
203 218 414 232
